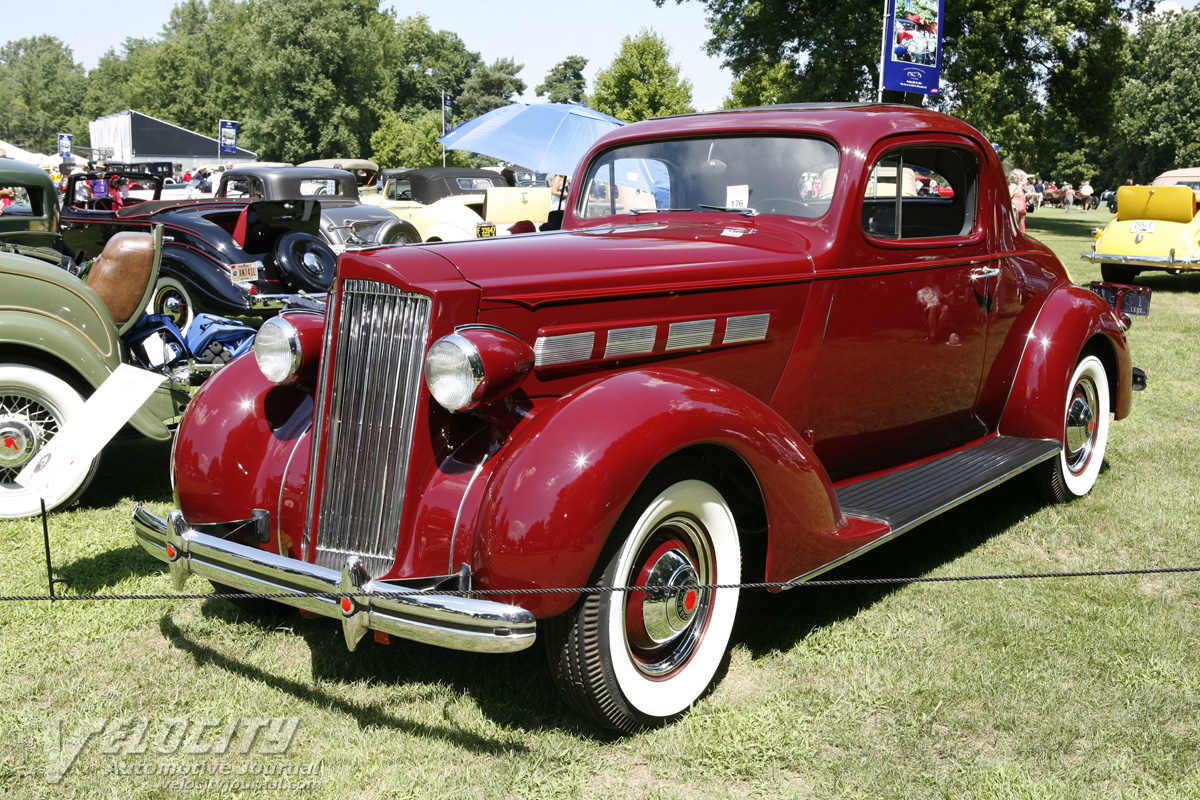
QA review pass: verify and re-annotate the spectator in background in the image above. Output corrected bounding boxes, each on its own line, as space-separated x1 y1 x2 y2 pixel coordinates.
1008 169 1029 232
1079 179 1093 211
1033 177 1044 208
1063 183 1075 212
182 168 192 183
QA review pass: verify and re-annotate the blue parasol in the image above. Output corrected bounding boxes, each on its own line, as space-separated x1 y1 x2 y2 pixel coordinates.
438 102 624 177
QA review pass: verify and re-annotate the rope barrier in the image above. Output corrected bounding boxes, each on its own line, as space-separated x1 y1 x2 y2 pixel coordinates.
4 565 1198 603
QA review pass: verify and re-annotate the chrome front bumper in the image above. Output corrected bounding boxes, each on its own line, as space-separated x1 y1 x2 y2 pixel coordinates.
1080 248 1200 270
132 505 536 653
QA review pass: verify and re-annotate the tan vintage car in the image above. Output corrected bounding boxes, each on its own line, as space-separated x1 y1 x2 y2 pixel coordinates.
362 167 551 241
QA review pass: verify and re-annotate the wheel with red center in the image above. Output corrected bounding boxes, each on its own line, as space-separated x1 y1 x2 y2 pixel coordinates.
1037 354 1110 502
0 364 98 518
545 469 741 732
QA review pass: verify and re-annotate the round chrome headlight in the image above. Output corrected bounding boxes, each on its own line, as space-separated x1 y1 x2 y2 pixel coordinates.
425 334 483 411
254 316 302 384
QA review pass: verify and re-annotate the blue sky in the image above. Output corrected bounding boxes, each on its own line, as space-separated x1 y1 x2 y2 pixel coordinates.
6 0 735 111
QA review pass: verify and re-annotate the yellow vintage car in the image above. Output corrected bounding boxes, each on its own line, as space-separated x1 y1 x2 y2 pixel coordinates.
1082 169 1200 283
361 167 551 242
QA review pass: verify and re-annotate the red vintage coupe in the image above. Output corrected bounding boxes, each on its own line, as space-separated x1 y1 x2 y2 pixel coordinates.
133 104 1143 732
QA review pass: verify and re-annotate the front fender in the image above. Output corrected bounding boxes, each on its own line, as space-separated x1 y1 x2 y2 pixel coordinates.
172 352 313 557
469 368 842 617
999 283 1132 440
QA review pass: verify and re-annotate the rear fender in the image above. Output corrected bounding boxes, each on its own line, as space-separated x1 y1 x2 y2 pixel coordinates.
160 245 252 315
998 283 1131 440
469 368 842 617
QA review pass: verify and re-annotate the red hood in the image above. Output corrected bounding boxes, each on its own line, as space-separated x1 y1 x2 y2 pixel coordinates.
410 218 821 308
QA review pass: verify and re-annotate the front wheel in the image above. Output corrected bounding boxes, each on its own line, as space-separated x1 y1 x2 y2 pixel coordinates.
0 365 100 518
545 471 741 732
379 220 420 245
1035 354 1111 502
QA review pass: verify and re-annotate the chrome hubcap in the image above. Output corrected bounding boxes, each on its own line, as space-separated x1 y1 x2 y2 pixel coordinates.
156 288 189 325
301 251 325 275
640 549 701 644
0 394 59 483
625 515 713 677
1065 377 1099 474
0 418 37 470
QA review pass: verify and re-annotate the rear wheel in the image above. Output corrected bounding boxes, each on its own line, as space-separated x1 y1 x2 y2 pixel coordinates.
1035 354 1110 502
0 365 100 518
1100 264 1139 284
148 276 195 331
545 468 741 732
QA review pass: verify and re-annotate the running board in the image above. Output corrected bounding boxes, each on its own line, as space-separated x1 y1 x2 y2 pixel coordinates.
835 436 1061 537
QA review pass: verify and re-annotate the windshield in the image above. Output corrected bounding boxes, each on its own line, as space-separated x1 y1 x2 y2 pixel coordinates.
577 136 839 220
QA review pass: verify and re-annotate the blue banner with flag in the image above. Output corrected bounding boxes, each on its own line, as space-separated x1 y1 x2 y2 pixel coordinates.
881 0 944 95
57 133 72 160
218 119 239 156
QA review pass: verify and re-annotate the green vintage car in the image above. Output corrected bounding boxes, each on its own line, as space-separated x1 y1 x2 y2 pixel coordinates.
1 158 189 518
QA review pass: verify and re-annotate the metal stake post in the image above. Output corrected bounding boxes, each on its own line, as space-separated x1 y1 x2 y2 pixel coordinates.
40 499 70 599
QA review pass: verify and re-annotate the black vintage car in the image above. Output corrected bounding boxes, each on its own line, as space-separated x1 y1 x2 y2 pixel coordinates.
216 166 419 252
60 169 336 329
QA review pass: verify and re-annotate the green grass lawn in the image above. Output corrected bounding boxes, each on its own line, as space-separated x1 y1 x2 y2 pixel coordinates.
2 208 1199 799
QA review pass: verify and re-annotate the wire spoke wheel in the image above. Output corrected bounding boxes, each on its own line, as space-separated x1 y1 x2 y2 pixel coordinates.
0 365 99 518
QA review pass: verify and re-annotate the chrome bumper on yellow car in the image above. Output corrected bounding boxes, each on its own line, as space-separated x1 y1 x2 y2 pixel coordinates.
1080 247 1200 270
132 504 536 653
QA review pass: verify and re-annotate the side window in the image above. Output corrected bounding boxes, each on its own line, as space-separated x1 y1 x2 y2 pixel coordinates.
862 147 977 240
0 184 35 215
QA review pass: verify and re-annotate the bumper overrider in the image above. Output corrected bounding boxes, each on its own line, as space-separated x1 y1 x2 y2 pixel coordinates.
132 505 536 653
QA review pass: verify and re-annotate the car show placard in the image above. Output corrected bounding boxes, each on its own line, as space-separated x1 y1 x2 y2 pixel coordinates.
15 365 165 502
881 0 944 96
219 119 239 156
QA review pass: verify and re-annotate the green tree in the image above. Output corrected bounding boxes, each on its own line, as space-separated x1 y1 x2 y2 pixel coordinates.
456 57 526 122
1110 8 1200 184
663 0 1148 174
591 29 694 122
0 36 89 153
724 56 797 108
240 0 396 161
83 38 156 120
383 15 479 113
370 107 466 168
536 56 589 103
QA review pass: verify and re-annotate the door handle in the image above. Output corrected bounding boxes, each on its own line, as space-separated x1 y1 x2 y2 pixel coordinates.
970 266 1001 280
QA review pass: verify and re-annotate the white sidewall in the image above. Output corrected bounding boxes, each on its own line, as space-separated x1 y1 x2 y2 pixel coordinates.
1061 355 1110 496
605 480 741 719
0 366 90 518
148 276 195 333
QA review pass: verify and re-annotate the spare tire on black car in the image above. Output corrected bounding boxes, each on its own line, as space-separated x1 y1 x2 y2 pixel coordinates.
274 232 336 294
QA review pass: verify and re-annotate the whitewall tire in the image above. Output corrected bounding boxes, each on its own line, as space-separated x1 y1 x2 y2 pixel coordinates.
0 365 99 518
546 469 741 732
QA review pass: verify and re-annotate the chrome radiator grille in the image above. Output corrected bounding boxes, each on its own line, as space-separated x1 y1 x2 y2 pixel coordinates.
309 280 432 576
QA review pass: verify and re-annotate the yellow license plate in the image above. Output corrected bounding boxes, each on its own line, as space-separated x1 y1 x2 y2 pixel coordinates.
476 223 497 238
230 262 259 282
